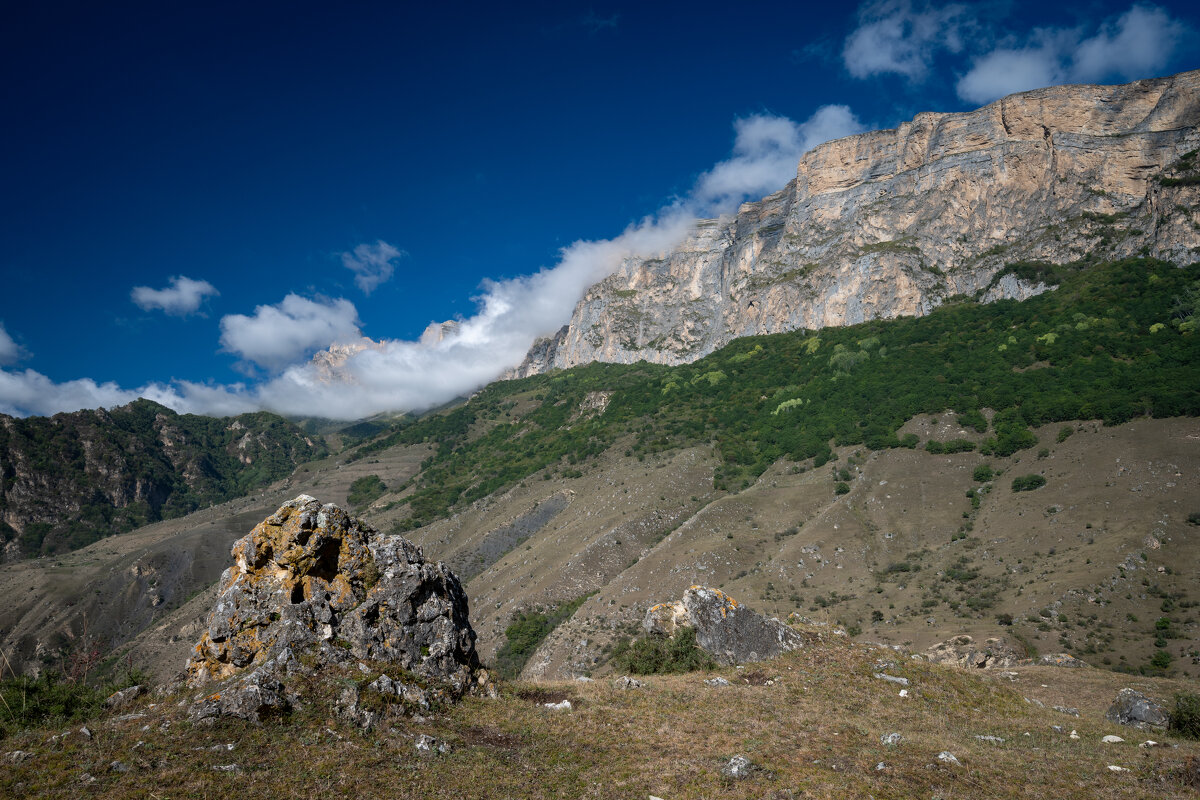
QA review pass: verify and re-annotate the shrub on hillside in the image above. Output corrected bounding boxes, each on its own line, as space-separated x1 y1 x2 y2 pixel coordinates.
1011 474 1046 492
611 628 716 675
1171 691 1200 740
347 475 387 508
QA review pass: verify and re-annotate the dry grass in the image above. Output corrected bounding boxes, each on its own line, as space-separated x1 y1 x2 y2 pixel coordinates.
4 629 1198 799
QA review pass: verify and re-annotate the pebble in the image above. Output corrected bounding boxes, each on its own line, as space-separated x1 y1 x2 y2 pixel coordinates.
936 752 961 766
1107 765 1129 773
1101 735 1125 744
1070 730 1080 740
975 735 1004 744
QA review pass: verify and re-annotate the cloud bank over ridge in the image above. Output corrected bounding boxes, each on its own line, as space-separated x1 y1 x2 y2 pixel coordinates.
0 106 864 419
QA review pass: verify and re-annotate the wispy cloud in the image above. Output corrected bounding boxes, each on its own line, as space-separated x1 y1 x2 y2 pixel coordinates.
131 275 219 316
0 104 866 420
341 240 405 295
842 0 971 81
693 107 867 211
580 11 619 33
0 322 26 366
957 4 1188 104
219 294 362 372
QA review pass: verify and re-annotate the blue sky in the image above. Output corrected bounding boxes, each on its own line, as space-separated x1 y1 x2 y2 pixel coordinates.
1 0 1196 419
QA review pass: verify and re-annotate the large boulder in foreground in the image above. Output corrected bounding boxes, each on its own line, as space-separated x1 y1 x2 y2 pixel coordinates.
186 495 481 723
643 586 803 665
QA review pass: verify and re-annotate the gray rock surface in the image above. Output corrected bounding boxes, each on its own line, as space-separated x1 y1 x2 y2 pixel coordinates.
184 495 482 724
1105 688 1168 730
644 586 804 666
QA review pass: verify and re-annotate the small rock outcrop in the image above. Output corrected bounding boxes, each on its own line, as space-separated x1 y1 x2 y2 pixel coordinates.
643 586 803 665
185 495 481 723
923 635 1025 669
1105 688 1169 730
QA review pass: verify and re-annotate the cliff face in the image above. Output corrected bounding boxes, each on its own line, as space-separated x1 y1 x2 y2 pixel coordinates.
515 71 1200 375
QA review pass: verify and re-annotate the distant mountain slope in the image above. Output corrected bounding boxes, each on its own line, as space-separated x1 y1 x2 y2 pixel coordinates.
514 70 1200 376
0 399 327 559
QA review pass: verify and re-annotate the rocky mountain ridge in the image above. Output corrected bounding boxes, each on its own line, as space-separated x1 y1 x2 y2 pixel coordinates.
513 70 1200 376
0 399 326 560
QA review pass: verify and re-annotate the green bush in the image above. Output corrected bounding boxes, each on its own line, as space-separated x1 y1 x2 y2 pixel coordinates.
1011 474 1046 492
1150 650 1172 670
494 593 593 679
347 475 387 508
1170 691 1200 739
972 464 994 482
610 628 716 675
926 439 976 454
834 482 850 495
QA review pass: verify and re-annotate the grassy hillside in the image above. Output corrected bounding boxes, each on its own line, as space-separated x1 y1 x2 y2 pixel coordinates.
355 258 1198 531
4 624 1200 799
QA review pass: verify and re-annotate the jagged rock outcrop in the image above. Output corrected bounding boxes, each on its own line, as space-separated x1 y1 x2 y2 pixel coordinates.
186 495 482 724
515 70 1200 377
643 586 803 665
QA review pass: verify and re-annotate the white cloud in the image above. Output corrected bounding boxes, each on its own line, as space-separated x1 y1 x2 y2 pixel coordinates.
693 106 867 211
1071 5 1186 83
0 323 25 366
957 4 1187 104
341 240 405 294
3 103 866 420
843 1 969 80
131 275 219 315
219 294 362 372
0 367 261 418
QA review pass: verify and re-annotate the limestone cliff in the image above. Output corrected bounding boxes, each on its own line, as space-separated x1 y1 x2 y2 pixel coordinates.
515 70 1200 375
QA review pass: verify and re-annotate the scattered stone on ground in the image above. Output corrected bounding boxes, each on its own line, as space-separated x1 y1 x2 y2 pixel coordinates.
874 672 909 686
643 586 803 665
109 761 131 773
613 676 644 690
5 751 33 764
1105 688 1169 730
1052 706 1080 716
936 752 961 766
1038 653 1089 668
1102 735 1126 744
1107 765 1130 773
544 700 572 711
976 735 1005 744
415 734 450 755
720 755 757 779
881 733 902 746
212 764 242 773
105 685 142 710
704 677 731 687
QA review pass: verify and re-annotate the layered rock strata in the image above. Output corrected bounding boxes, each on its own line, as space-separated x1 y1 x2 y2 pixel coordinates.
515 70 1200 376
